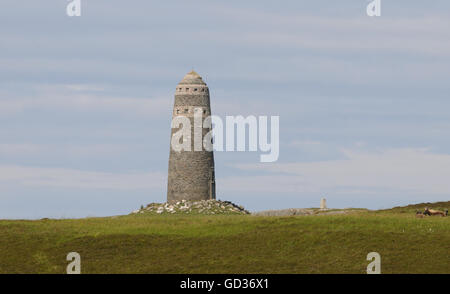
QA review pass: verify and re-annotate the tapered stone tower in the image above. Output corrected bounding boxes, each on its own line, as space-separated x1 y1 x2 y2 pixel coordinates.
167 70 216 203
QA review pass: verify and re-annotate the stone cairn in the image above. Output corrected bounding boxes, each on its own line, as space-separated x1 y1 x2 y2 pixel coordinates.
131 199 250 215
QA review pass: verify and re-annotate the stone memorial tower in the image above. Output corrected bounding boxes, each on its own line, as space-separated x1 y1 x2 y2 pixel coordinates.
167 70 216 203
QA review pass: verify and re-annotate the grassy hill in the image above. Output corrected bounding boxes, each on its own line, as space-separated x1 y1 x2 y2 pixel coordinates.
377 201 449 214
0 201 448 274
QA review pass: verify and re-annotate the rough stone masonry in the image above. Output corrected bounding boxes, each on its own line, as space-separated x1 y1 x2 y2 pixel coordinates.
167 71 216 203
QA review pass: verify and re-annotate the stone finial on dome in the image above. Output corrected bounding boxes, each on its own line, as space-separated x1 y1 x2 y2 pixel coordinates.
178 70 206 85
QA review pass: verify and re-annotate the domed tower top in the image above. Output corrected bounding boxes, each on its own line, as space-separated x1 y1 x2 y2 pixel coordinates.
178 70 206 85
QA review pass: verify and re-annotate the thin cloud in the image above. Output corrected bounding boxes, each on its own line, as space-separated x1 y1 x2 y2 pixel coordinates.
0 84 170 117
229 148 450 195
0 165 166 190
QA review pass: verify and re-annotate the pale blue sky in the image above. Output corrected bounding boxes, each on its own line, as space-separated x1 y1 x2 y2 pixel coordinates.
1 1 450 218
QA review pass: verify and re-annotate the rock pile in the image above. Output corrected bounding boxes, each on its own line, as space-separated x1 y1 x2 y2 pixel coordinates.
131 199 250 215
252 208 363 216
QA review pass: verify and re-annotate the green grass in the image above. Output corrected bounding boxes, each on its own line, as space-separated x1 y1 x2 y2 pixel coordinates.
0 202 449 274
377 201 449 214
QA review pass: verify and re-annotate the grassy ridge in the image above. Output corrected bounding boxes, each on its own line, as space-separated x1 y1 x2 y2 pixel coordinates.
377 201 449 214
0 204 449 273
